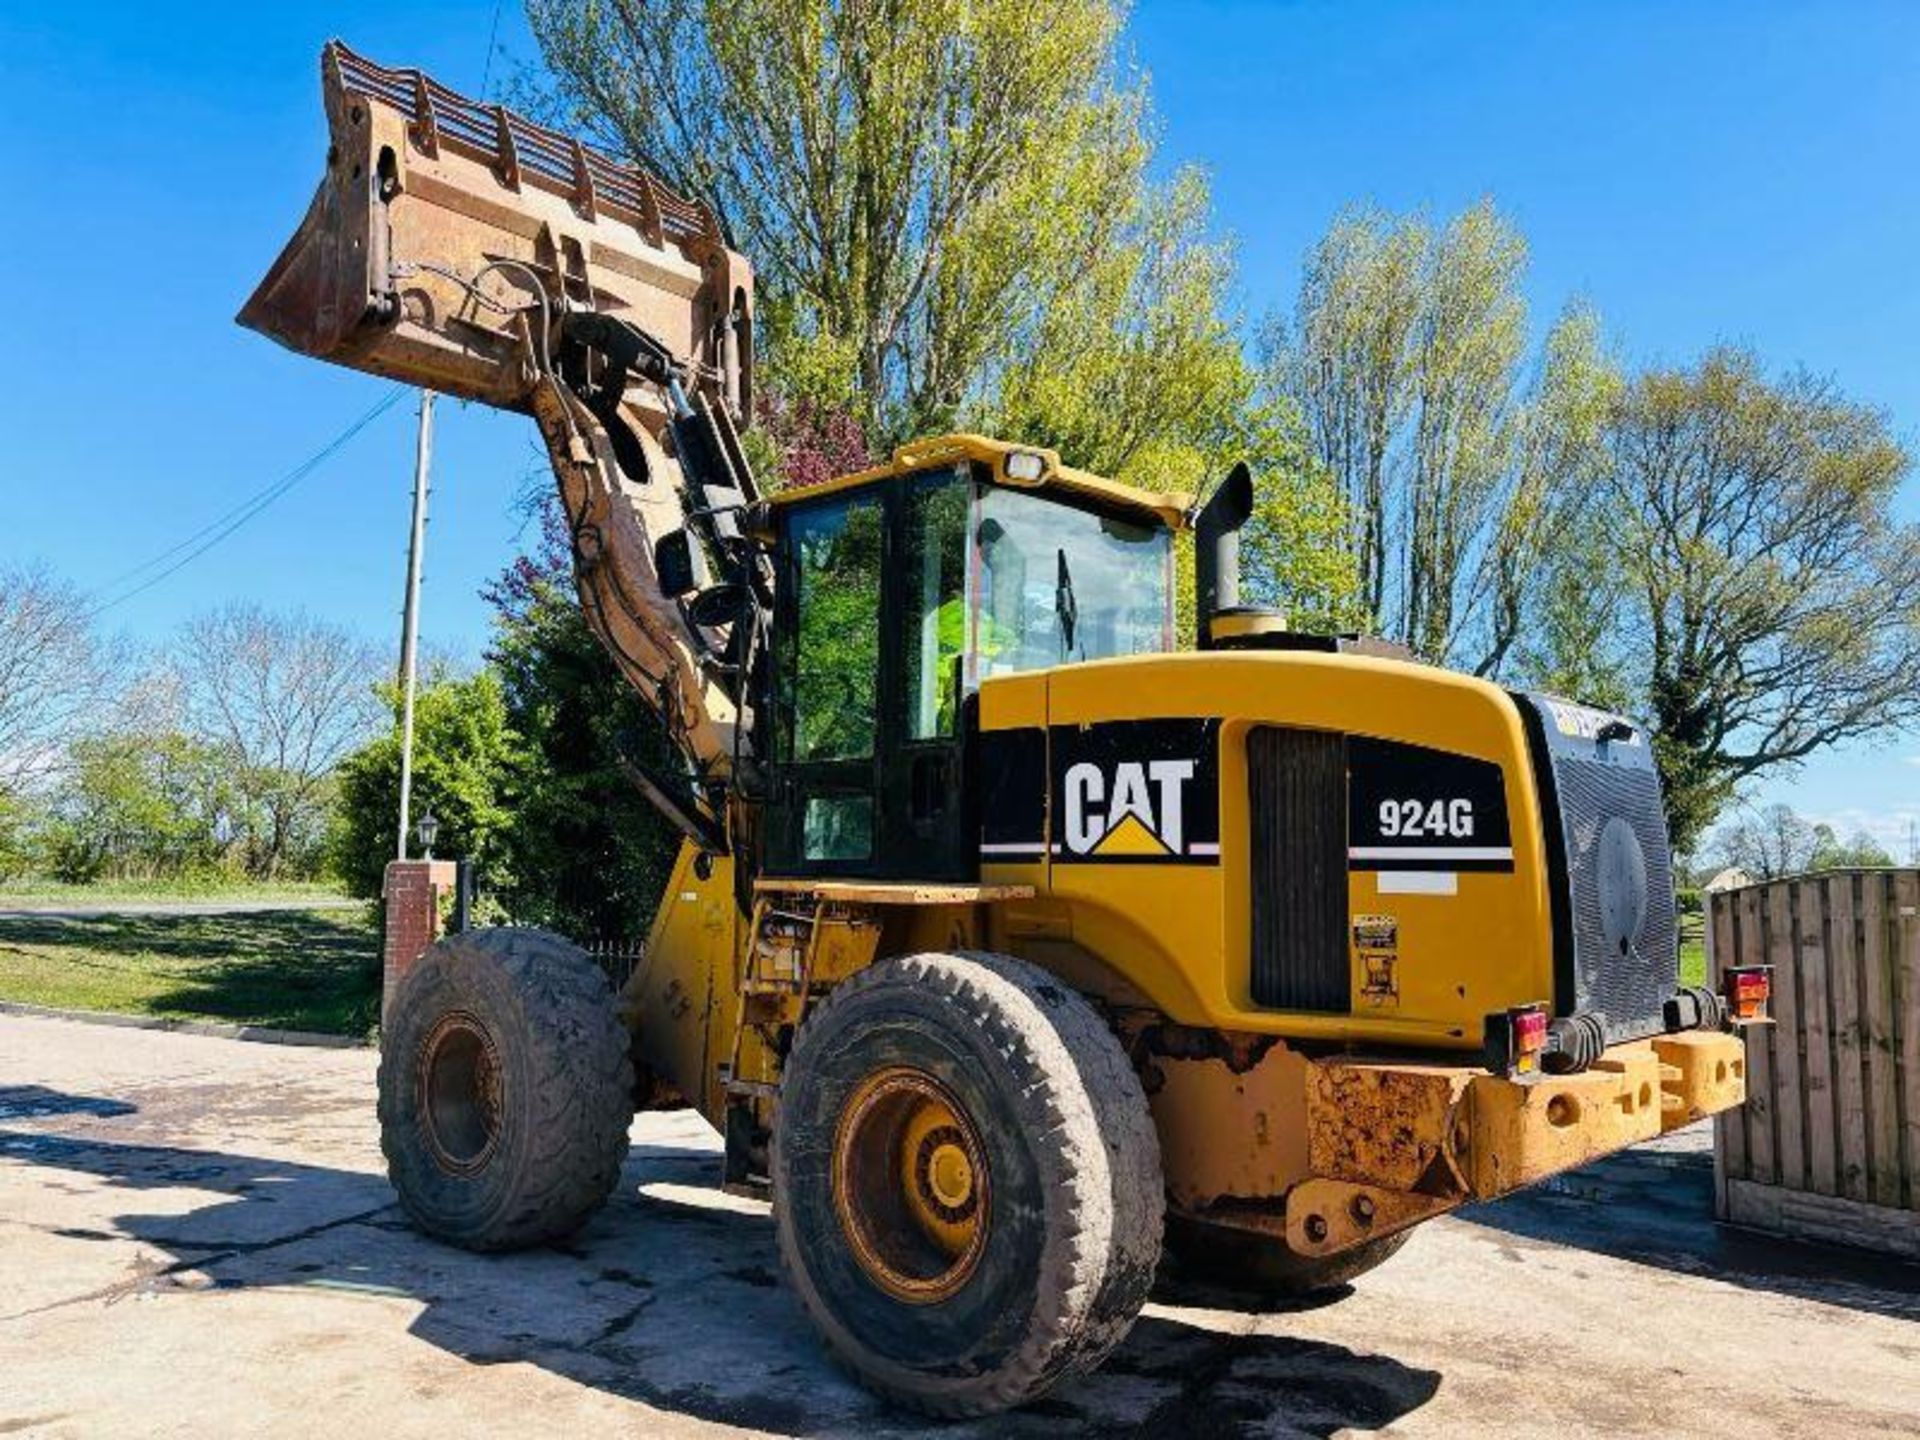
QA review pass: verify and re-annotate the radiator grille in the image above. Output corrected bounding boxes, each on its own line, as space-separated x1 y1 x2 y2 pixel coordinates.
1553 754 1677 1042
1248 727 1349 1011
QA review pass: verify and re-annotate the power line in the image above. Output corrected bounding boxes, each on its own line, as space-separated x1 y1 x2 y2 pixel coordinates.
91 384 407 594
480 0 506 99
87 385 408 618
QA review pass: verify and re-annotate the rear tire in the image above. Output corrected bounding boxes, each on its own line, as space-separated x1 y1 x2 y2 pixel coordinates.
377 927 633 1251
772 951 1163 1418
1163 1215 1411 1298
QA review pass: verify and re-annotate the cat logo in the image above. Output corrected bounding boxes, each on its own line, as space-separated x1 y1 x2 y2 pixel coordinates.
1063 759 1197 858
1049 718 1221 866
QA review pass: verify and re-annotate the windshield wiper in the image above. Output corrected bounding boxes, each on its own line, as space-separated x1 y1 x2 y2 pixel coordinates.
1055 547 1079 658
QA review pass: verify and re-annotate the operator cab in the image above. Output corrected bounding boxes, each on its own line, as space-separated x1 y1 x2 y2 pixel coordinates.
763 436 1187 880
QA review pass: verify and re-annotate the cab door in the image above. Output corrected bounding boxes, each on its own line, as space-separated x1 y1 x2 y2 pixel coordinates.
876 468 973 879
765 467 975 880
766 488 887 875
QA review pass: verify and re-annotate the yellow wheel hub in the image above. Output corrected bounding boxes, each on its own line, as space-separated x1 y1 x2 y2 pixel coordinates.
926 1141 972 1211
832 1067 989 1305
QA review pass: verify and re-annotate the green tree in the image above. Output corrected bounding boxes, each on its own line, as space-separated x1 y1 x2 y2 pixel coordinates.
527 0 1359 650
1168 420 1364 648
1811 827 1895 870
1513 522 1634 716
328 671 520 901
1268 201 1619 668
0 787 33 879
43 732 232 882
527 1 1276 460
528 0 1123 432
985 165 1361 639
1602 349 1920 852
485 532 683 940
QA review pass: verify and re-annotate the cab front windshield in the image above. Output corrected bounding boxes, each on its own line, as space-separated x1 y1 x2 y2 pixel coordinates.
971 483 1173 681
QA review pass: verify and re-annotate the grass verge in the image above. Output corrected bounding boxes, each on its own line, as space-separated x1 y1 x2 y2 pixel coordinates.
1679 910 1706 987
0 906 381 1038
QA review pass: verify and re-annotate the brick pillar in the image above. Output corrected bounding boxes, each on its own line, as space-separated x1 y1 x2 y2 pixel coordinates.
383 859 458 1021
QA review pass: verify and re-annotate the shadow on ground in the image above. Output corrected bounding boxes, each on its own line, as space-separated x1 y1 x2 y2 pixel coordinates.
0 909 380 1035
0 1085 138 1122
1460 1135 1920 1323
1 1101 1439 1438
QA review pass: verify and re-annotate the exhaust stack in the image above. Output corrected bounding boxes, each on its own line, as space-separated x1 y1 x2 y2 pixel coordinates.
1195 463 1288 649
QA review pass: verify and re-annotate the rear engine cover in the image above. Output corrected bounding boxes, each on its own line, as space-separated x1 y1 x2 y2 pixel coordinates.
1514 694 1678 1043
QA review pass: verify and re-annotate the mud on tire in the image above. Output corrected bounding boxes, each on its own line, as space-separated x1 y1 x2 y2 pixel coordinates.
377 927 633 1251
771 951 1164 1418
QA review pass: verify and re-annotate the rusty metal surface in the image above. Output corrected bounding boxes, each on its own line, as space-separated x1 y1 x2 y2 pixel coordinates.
1303 1037 1748 1214
1142 1029 1313 1209
1283 1178 1450 1259
1307 1060 1474 1196
240 42 750 418
240 43 754 781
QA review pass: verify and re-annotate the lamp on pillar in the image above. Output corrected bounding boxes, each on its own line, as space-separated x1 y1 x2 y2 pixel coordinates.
416 806 440 860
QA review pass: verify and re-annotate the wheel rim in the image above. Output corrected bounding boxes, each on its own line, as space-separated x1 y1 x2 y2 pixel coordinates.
417 1011 502 1175
831 1066 989 1304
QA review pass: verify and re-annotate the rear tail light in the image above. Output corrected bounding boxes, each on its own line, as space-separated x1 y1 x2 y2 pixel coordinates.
1723 965 1772 1023
1485 1003 1551 1076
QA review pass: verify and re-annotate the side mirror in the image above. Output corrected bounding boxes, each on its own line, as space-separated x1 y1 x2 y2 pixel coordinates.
655 529 697 597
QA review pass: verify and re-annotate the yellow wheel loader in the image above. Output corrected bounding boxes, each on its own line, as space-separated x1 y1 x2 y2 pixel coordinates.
243 44 1766 1417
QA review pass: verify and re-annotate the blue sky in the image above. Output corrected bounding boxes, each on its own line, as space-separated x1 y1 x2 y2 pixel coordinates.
1 1 1915 854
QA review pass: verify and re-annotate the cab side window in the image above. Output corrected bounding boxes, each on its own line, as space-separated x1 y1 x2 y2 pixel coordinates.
789 495 884 764
787 495 884 863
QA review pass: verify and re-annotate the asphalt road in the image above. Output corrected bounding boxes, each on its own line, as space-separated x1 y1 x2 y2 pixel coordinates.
3 1012 1918 1438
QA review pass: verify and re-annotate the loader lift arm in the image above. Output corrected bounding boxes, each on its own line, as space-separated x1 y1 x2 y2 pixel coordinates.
239 41 764 836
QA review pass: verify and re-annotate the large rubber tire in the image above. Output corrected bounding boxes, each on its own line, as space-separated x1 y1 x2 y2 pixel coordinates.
377 927 633 1251
772 951 1164 1418
1163 1214 1412 1299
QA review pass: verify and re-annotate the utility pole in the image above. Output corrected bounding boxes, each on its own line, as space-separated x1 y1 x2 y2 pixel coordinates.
395 389 434 860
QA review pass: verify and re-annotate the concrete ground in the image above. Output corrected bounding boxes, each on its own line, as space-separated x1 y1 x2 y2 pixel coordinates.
2 1013 1917 1439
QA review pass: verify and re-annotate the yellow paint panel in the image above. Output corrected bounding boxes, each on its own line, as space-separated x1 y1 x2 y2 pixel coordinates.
1032 650 1556 1050
629 840 740 1126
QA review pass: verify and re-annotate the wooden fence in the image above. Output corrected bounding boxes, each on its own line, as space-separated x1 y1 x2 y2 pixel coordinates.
1710 869 1920 1258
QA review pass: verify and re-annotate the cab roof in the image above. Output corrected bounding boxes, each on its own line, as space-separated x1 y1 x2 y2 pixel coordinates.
765 433 1193 531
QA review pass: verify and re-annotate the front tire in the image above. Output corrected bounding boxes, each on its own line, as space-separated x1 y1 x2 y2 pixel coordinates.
377 927 633 1251
771 952 1163 1418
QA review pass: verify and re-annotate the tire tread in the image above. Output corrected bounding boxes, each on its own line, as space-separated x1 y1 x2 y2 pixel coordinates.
772 950 1163 1417
377 927 632 1251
